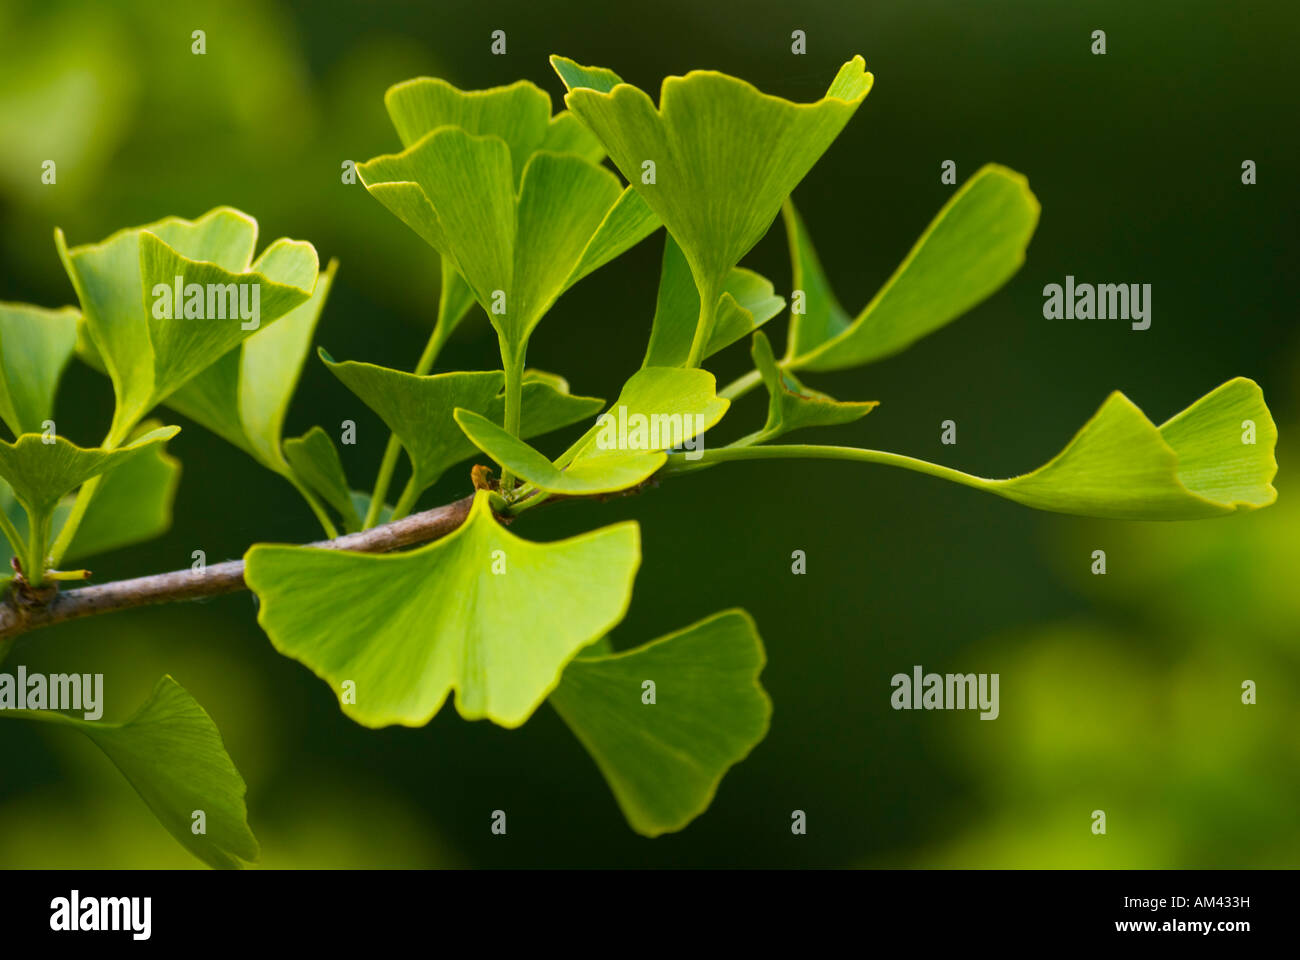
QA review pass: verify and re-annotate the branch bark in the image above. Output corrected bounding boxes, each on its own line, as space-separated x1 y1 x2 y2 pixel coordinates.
0 495 476 644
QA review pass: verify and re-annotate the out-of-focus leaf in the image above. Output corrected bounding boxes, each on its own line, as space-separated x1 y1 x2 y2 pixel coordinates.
1 676 258 869
550 609 771 837
245 491 640 728
0 302 78 437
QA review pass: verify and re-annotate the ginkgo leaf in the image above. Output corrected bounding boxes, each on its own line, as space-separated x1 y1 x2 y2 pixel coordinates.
748 330 876 441
642 234 784 367
0 426 179 520
455 408 665 495
672 379 1277 521
55 207 319 442
322 350 603 495
539 111 606 166
989 377 1277 519
166 257 336 473
245 490 641 728
783 165 1041 370
559 366 730 467
283 426 359 532
377 77 614 352
384 77 605 179
0 302 78 437
1 675 259 869
549 609 771 837
139 234 315 405
552 54 871 360
358 130 658 354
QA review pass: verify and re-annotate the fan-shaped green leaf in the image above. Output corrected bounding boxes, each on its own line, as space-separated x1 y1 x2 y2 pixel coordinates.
359 131 658 353
385 75 606 175
1 675 258 869
377 77 615 351
552 54 871 356
245 490 641 728
784 165 1041 371
322 351 603 496
549 609 771 837
990 377 1277 518
641 234 784 367
539 111 606 166
283 426 359 532
56 208 319 442
0 302 78 437
454 408 665 495
672 379 1277 521
166 256 334 473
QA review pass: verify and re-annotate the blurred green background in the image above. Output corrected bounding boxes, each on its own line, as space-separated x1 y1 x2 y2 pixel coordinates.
0 0 1296 867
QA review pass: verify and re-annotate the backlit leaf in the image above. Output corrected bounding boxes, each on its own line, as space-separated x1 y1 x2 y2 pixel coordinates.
681 379 1277 521
989 377 1277 519
56 208 319 442
245 490 640 728
783 165 1040 370
560 366 729 467
454 408 665 495
62 420 181 560
553 54 870 350
166 256 336 473
359 131 658 353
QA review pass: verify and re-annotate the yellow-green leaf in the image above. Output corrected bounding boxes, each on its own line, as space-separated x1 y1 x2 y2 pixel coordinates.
784 165 1041 370
553 54 871 355
245 490 640 728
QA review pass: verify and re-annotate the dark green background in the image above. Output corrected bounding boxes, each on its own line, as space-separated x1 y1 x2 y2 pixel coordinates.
0 0 1296 867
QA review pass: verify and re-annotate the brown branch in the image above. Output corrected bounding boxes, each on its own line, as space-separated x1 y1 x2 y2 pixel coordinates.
0 495 477 644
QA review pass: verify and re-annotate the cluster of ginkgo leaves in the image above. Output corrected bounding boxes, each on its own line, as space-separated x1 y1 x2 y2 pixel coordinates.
0 54 1277 868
